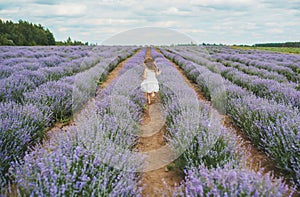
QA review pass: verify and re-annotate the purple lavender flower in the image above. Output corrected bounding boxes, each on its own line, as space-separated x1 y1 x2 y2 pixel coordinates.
9 48 146 196
161 46 300 188
175 165 290 197
0 46 139 191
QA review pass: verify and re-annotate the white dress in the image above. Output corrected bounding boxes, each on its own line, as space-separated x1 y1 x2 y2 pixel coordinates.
141 68 159 93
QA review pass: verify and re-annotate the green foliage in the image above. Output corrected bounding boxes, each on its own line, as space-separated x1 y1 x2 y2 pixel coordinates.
167 163 175 171
0 19 55 46
0 19 88 46
254 42 300 48
55 36 89 46
176 135 239 171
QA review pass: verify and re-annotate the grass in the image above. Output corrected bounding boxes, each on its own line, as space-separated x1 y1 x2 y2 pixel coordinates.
231 46 300 55
167 163 176 171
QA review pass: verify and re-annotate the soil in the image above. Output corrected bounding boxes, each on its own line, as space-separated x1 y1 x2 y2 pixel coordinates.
167 52 276 170
44 52 134 141
138 47 286 196
157 48 279 173
137 98 184 197
156 48 297 196
137 48 184 197
100 56 132 90
27 47 296 197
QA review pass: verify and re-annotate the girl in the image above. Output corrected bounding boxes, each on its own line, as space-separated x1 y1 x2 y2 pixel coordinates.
141 57 161 104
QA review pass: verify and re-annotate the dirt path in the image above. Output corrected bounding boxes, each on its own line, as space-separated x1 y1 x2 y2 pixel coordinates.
156 48 296 192
138 100 184 197
137 48 184 197
43 47 294 196
5 50 140 197
161 50 277 174
45 52 135 142
165 49 279 169
100 55 132 90
138 47 279 196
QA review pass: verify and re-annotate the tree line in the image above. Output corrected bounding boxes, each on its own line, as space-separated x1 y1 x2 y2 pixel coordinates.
0 19 88 46
0 19 56 46
254 42 300 48
55 37 89 46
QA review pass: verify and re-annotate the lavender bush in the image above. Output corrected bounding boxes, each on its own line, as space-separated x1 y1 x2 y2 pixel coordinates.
151 48 292 196
0 102 51 187
24 81 74 122
166 46 300 109
11 125 142 197
153 48 238 165
174 165 290 197
0 46 138 189
150 48 201 158
206 46 300 82
161 46 300 189
0 46 136 103
227 95 300 187
7 48 147 196
220 59 292 83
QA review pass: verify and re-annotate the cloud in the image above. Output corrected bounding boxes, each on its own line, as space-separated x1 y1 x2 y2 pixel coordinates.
162 7 192 16
55 3 87 16
266 28 284 34
102 27 195 45
0 8 19 15
190 0 258 10
27 3 87 17
33 0 63 5
1 0 300 45
58 27 69 32
261 0 300 10
83 18 139 26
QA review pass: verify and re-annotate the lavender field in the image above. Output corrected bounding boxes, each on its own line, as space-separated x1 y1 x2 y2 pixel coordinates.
161 46 300 192
0 46 299 196
0 45 138 189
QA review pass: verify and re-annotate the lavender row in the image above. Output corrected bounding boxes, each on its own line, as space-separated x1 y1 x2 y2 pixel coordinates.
150 48 291 196
169 45 288 82
0 46 138 188
175 46 299 85
23 48 137 122
151 48 241 169
220 59 293 84
0 46 90 64
0 46 92 79
0 46 132 72
0 45 84 58
194 47 295 84
207 46 300 72
4 48 148 196
211 52 298 88
174 165 289 197
206 46 300 82
0 46 136 103
160 47 300 189
167 46 300 110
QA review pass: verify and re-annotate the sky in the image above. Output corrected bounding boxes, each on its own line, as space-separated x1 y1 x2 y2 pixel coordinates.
0 0 299 45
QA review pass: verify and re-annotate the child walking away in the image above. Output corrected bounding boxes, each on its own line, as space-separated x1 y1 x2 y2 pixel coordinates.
141 57 161 104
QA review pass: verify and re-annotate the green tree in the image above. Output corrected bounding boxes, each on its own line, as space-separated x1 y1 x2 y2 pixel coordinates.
0 19 56 46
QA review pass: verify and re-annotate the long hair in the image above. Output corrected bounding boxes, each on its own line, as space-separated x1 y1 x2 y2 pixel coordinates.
144 57 158 72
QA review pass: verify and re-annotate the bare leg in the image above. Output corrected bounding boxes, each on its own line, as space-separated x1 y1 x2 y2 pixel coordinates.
147 93 151 104
151 92 155 98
